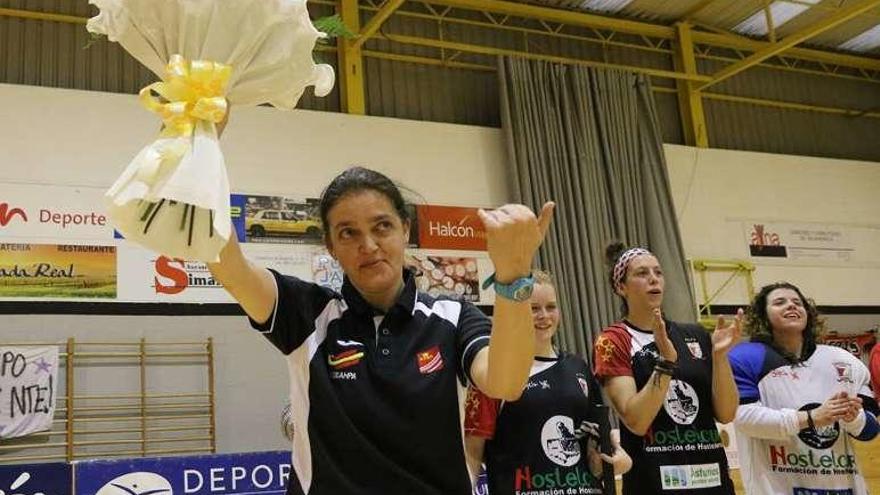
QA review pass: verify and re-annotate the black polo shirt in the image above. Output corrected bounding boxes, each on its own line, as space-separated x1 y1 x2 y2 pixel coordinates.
250 268 492 494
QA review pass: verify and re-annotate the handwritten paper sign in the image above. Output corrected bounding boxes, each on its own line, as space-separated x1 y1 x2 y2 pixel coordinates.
0 346 59 439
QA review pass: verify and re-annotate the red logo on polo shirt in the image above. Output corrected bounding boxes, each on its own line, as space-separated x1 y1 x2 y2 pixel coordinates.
417 346 444 374
329 349 364 370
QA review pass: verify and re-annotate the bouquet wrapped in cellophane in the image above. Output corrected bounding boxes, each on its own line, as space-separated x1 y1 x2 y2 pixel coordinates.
88 0 334 261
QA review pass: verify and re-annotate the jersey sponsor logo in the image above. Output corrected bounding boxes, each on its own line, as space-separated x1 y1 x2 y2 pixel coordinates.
336 339 364 347
331 371 357 380
769 368 801 381
768 444 856 476
513 465 600 493
686 341 703 360
797 403 841 449
417 345 444 374
644 425 723 452
95 472 172 495
663 380 700 425
793 488 854 495
576 373 589 398
328 349 364 370
832 361 854 384
525 379 550 391
540 415 581 467
659 463 721 490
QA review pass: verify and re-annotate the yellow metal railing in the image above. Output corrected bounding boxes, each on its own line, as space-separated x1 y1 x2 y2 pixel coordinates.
690 259 756 329
0 338 215 463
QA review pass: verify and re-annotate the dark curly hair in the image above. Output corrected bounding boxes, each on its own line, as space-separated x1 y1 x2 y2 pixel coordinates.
319 167 411 248
745 282 825 364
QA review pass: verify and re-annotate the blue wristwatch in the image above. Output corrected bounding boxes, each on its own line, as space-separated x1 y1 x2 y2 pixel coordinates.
482 273 535 302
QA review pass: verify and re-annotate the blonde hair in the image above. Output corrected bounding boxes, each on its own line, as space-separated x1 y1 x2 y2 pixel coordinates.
531 269 554 287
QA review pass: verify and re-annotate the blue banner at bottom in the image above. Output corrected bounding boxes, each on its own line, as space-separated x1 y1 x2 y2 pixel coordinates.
0 462 71 494
75 451 292 495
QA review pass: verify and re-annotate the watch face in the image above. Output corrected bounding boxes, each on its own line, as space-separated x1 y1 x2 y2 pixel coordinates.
513 284 534 302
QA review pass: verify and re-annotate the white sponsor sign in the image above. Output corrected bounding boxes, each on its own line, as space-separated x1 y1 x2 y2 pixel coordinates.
116 244 314 303
0 183 113 241
659 463 722 490
742 221 880 266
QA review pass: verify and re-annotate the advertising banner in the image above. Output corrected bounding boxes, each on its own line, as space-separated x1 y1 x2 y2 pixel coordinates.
416 205 486 251
0 243 116 299
75 451 293 495
0 462 70 495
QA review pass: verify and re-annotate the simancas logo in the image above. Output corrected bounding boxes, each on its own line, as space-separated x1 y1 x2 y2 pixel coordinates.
153 256 222 294
0 203 27 227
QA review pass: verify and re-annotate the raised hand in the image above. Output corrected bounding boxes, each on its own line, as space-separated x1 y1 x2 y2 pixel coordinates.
477 202 555 283
653 308 677 363
712 309 743 357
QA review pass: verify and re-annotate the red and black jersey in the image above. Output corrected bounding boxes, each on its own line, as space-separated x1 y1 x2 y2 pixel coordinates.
465 354 606 495
594 320 734 495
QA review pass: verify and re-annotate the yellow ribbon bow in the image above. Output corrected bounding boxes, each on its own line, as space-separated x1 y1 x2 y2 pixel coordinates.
139 54 232 138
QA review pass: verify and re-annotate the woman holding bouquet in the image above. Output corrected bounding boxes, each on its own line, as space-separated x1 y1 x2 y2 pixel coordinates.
209 165 555 494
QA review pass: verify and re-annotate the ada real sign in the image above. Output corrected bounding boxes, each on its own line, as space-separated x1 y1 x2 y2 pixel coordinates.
75 451 293 495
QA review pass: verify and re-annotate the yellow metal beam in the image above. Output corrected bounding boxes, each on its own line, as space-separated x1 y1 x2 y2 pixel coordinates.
679 0 718 21
698 0 880 90
424 0 880 73
5 2 880 79
0 7 85 24
425 0 674 39
338 0 366 115
354 50 880 118
702 91 880 119
692 30 880 71
673 23 708 147
352 0 406 50
763 1 777 43
384 33 712 81
363 49 495 71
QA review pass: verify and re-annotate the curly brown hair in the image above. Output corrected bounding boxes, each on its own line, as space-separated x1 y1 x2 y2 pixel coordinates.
745 282 825 364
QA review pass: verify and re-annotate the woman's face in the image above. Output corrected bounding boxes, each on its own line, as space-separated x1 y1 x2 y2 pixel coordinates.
765 287 808 336
530 282 560 345
325 189 409 302
617 254 664 312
